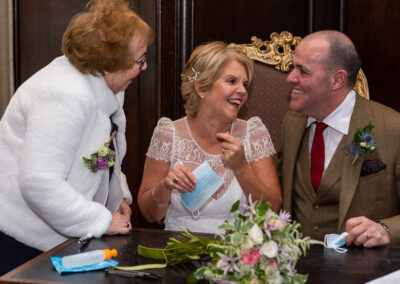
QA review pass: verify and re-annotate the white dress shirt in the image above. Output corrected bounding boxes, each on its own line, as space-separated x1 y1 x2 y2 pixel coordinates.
307 90 356 175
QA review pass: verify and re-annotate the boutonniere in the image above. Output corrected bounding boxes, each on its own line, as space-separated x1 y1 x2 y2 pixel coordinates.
346 121 376 164
82 131 117 173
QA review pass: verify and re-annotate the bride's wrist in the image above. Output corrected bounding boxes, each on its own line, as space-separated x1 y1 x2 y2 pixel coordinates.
151 187 170 205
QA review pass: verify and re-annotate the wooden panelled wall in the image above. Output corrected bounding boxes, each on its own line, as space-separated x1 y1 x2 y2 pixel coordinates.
14 0 400 228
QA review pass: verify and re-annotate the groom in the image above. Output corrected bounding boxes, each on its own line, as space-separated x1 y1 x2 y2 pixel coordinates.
279 30 400 247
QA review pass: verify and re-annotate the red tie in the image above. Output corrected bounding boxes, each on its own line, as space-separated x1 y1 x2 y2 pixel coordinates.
311 122 328 191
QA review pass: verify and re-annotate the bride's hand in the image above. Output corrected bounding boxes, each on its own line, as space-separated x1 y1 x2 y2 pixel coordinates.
161 164 197 192
217 132 248 172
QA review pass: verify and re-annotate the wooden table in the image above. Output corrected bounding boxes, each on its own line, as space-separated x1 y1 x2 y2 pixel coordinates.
1 228 400 283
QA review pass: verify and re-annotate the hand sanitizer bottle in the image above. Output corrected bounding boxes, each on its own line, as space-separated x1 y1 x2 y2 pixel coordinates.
62 249 117 268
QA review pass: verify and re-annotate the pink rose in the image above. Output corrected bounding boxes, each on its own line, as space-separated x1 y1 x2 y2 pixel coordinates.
242 249 260 265
268 219 284 231
267 260 278 270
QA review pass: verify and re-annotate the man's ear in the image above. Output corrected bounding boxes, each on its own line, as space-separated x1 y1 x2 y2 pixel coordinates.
331 70 347 90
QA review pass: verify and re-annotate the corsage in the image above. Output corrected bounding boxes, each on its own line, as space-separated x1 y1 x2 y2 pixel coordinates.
82 131 117 173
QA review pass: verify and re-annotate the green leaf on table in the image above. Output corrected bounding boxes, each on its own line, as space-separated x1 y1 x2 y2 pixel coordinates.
138 245 165 260
114 263 167 271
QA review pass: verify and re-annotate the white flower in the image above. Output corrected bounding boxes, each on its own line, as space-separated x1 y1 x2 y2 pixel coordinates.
359 141 367 148
260 241 278 258
370 146 376 150
273 272 282 284
240 239 255 253
203 270 214 281
98 146 109 157
248 224 263 245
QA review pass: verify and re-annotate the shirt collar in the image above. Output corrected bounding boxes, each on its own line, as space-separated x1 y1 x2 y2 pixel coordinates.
307 90 356 135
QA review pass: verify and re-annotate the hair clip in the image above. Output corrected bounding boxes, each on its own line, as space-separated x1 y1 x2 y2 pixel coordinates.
188 67 200 83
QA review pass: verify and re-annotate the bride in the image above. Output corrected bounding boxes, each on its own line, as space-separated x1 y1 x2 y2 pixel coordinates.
138 41 282 233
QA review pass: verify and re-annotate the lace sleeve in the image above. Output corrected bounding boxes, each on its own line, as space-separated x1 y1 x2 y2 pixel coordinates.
146 117 175 162
246 116 276 162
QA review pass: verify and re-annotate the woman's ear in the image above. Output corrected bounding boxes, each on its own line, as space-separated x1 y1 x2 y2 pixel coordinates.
331 70 347 90
194 82 205 99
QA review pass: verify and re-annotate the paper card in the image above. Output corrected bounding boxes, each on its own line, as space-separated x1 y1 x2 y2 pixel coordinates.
366 269 400 284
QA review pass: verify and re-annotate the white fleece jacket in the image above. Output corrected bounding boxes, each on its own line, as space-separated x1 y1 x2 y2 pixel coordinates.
0 56 132 251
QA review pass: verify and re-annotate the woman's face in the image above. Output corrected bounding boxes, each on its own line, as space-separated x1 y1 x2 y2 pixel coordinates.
104 36 147 94
198 60 249 122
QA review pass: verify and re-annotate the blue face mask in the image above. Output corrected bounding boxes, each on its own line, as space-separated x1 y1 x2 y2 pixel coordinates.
324 232 348 253
180 161 224 213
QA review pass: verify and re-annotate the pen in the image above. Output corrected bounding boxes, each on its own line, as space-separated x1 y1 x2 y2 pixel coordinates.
105 268 162 280
78 233 93 245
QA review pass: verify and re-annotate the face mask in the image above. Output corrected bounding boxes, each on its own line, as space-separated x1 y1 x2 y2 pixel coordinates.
180 161 224 213
324 232 348 253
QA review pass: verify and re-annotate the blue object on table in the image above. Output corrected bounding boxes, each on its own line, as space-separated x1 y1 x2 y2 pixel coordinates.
50 256 118 274
324 232 348 253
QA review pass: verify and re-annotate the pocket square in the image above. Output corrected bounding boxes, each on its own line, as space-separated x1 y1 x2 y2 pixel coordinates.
360 159 386 176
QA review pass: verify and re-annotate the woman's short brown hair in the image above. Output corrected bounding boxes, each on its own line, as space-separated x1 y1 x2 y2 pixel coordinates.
62 0 154 75
180 41 254 117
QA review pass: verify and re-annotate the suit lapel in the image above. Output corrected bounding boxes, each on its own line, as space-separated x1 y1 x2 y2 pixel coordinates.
338 96 369 230
297 127 319 200
282 112 308 213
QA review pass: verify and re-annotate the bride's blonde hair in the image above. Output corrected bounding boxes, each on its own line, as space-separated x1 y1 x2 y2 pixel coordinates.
181 41 253 117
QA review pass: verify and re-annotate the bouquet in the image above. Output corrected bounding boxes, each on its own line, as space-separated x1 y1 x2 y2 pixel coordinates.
188 196 315 283
115 195 321 283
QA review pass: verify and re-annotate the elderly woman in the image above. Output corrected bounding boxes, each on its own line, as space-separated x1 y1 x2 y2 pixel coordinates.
138 41 282 233
0 0 154 274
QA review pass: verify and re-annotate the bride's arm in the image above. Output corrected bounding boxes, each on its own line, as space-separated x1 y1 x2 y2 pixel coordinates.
138 157 197 222
137 157 171 222
217 132 282 212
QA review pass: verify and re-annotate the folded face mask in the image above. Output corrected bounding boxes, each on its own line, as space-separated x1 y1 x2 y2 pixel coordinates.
180 161 224 213
50 257 118 274
324 232 348 253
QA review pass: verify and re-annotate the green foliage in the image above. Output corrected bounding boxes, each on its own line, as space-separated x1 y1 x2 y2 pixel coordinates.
130 198 324 284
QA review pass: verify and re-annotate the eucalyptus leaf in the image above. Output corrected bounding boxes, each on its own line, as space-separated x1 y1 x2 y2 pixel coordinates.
232 232 244 245
234 218 242 230
240 221 254 232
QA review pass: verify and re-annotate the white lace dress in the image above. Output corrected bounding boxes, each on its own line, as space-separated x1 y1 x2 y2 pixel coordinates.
146 116 276 233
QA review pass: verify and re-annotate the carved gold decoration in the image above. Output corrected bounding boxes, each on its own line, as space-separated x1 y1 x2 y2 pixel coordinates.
229 31 301 72
354 69 370 99
231 31 369 99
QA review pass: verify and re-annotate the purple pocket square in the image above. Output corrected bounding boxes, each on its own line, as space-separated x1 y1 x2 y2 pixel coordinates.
360 159 386 177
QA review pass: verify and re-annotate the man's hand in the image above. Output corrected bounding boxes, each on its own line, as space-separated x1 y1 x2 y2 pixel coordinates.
345 216 390 247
